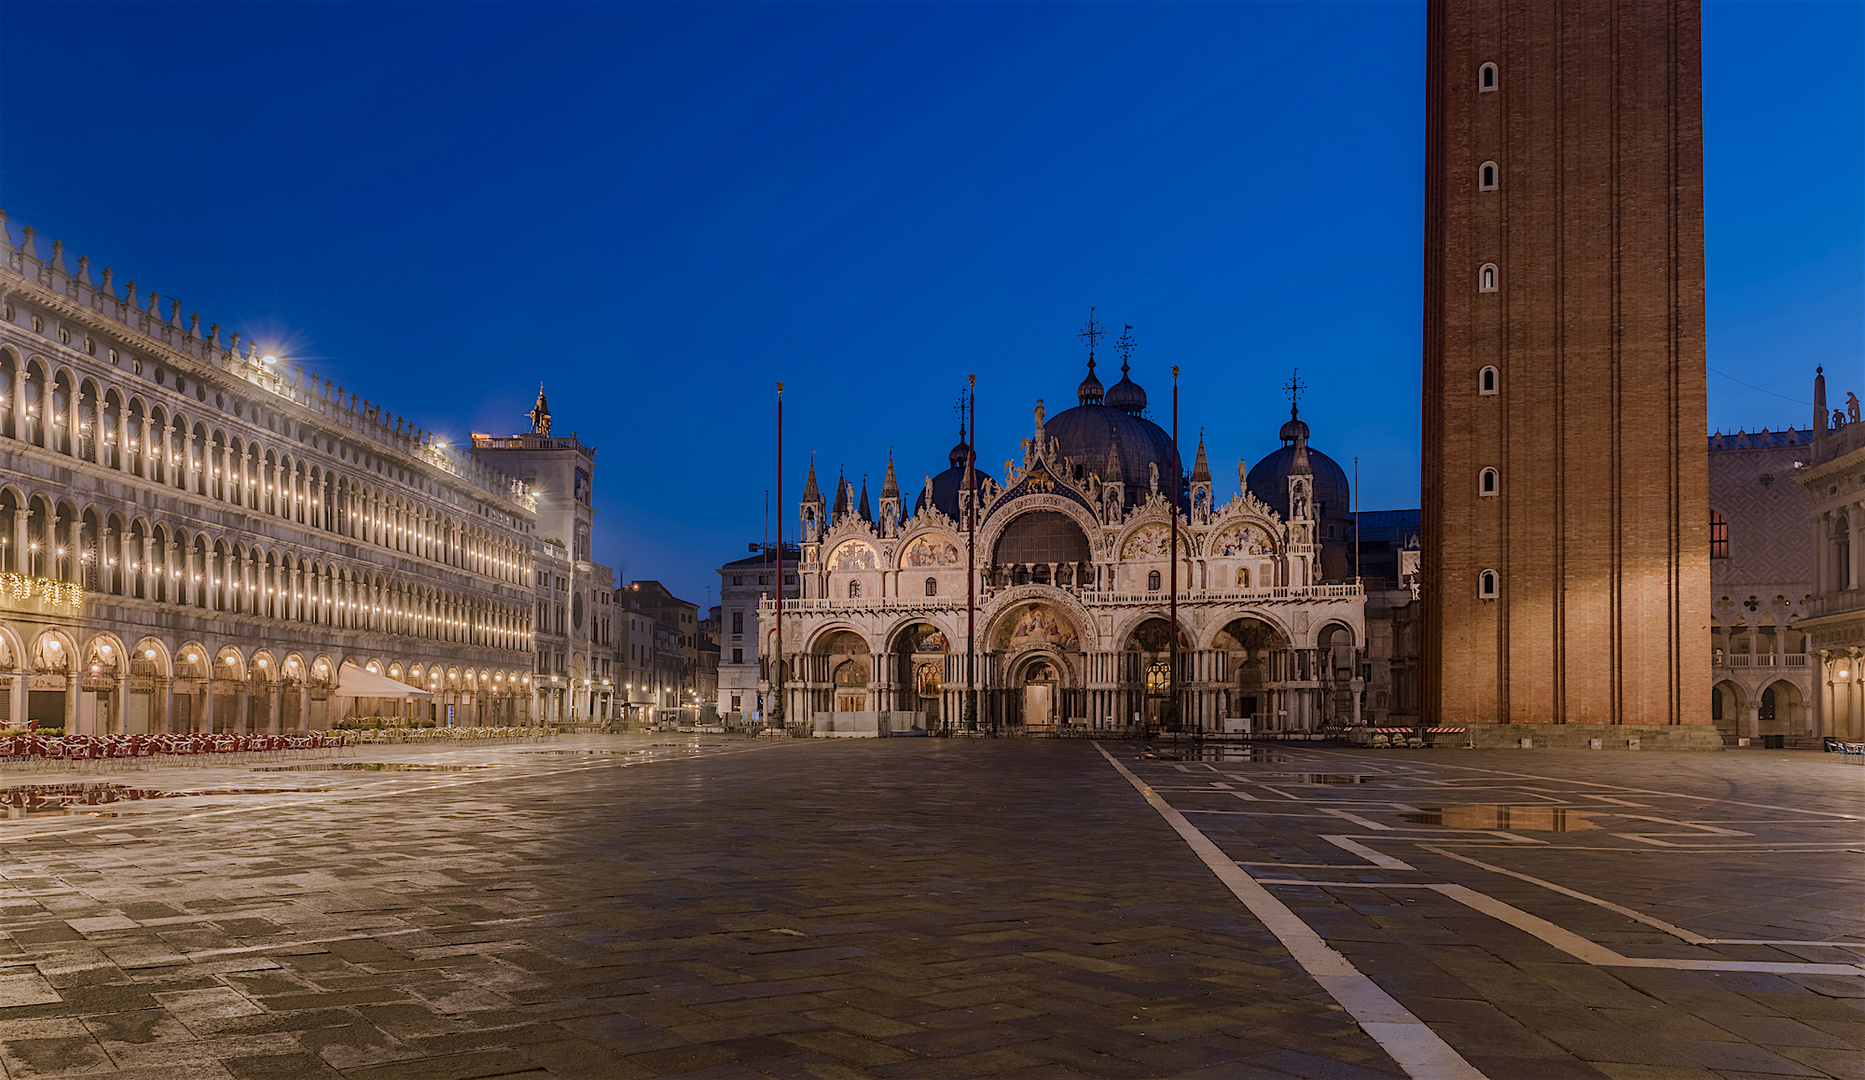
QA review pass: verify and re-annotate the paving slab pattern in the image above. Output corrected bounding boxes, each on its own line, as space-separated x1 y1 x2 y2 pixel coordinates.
0 736 1857 1080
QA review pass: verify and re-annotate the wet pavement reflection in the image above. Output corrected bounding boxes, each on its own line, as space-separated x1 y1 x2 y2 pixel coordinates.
1 782 330 819
256 762 494 772
1398 804 1603 831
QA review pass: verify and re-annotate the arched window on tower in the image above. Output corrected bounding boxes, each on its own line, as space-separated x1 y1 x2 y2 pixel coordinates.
1479 570 1499 599
924 576 937 596
1480 467 1499 496
1480 366 1499 395
1479 161 1498 190
848 580 861 599
1479 62 1498 91
1710 510 1729 559
1479 263 1498 292
1147 570 1162 592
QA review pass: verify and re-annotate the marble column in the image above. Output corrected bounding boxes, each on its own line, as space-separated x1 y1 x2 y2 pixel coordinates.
14 508 30 576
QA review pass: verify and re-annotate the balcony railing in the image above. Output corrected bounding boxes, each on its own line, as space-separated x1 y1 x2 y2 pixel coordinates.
1715 653 1809 669
765 582 1363 614
1807 592 1865 620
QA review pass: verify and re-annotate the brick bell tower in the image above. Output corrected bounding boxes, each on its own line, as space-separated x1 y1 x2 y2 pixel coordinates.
1421 0 1713 738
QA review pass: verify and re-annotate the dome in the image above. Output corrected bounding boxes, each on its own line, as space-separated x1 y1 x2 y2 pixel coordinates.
916 445 996 521
1278 406 1310 445
1103 363 1148 415
1246 412 1351 526
1077 359 1105 405
1045 397 1179 509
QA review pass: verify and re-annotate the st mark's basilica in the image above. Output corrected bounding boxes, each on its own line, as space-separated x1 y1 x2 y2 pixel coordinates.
765 332 1371 734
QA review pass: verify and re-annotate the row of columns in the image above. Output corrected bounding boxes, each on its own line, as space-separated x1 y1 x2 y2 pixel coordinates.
5 381 528 586
8 672 539 735
59 522 525 647
1819 648 1864 740
1814 502 1864 593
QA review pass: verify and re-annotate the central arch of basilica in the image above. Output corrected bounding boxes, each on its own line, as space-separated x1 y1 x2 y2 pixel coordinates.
765 351 1365 733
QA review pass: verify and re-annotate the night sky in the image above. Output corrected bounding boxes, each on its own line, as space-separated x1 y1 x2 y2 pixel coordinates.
1 2 1858 606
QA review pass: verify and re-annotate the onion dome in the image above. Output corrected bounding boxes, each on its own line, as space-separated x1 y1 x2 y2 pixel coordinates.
1278 402 1310 445
1104 359 1148 415
918 439 995 521
947 422 971 469
1248 403 1350 527
1077 357 1105 405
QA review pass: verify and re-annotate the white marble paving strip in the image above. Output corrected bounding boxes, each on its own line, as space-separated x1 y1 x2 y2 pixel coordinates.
1418 844 1710 942
1097 743 1490 1080
1323 834 1415 870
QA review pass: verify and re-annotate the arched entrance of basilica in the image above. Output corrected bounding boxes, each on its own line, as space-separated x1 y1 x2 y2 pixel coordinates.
1123 617 1188 733
1212 617 1287 731
891 622 948 726
1006 654 1065 733
988 600 1084 731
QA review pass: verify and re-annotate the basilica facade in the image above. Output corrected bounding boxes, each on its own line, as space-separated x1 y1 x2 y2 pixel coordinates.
762 353 1366 734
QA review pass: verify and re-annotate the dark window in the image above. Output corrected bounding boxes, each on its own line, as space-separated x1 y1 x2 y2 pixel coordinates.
1710 511 1729 559
731 611 744 634
924 577 937 596
732 648 743 664
1147 570 1162 592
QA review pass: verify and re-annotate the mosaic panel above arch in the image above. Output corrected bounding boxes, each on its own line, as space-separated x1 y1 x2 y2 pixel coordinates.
830 541 877 571
1120 523 1190 560
1210 523 1272 557
902 535 960 567
994 602 1081 653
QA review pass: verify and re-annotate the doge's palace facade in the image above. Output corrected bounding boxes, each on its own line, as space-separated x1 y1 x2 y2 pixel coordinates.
0 213 538 734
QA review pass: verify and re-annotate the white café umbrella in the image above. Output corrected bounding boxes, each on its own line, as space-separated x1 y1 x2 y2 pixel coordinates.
334 665 432 698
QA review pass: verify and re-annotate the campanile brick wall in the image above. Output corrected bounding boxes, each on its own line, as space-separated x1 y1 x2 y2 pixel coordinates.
1421 0 1711 726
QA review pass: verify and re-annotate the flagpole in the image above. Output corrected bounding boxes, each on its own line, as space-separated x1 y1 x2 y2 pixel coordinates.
772 382 785 734
965 374 978 735
1169 365 1181 735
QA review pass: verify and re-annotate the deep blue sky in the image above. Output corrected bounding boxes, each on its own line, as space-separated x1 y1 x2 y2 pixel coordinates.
1 2 1858 606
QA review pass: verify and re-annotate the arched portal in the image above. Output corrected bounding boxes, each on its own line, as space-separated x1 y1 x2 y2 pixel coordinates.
1008 654 1064 732
1214 617 1291 731
991 511 1091 588
1760 679 1805 738
1711 679 1745 740
1123 616 1190 733
810 629 871 715
891 621 948 726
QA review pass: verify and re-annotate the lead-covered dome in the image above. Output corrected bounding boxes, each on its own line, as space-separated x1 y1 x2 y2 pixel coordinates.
917 428 996 520
1046 361 1178 509
1247 406 1350 525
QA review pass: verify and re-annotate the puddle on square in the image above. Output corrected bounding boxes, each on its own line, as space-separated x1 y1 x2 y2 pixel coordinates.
1399 805 1601 831
1272 773 1375 785
1146 746 1294 763
256 762 492 772
1 782 329 819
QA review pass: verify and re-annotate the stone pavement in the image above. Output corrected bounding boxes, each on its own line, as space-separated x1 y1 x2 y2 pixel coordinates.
0 736 1858 1080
